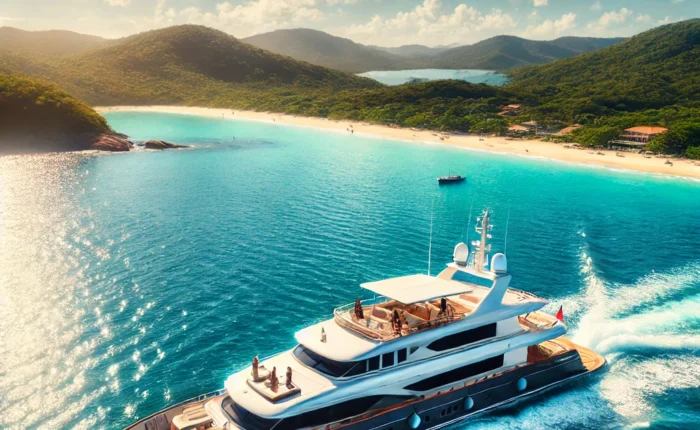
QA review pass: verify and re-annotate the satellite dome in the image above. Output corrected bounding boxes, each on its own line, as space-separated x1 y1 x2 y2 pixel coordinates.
453 242 469 266
491 253 507 274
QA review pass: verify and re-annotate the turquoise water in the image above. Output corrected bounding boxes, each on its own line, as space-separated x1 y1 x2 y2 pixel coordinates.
0 112 698 429
357 69 508 86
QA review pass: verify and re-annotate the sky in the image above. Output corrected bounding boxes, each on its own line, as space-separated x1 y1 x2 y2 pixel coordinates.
0 0 698 46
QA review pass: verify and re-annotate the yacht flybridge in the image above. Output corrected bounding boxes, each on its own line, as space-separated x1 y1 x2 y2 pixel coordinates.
126 210 605 430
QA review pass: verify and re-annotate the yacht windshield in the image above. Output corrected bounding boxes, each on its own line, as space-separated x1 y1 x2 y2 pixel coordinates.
293 345 364 377
221 396 279 430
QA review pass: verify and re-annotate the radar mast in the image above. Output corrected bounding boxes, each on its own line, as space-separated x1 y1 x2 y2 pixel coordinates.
472 209 493 271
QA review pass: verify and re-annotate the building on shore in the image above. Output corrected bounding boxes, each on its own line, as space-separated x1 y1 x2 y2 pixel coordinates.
507 124 530 135
608 126 668 149
554 124 582 136
498 104 522 117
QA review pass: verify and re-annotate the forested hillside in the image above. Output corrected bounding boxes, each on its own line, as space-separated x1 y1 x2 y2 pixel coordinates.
0 26 107 56
0 73 113 152
507 19 700 156
428 35 623 70
4 25 381 106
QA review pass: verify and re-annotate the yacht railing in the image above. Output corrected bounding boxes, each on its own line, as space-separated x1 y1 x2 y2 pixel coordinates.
334 297 464 341
505 287 544 302
123 388 227 430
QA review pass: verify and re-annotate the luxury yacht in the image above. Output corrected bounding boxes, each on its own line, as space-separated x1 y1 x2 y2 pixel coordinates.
126 210 605 430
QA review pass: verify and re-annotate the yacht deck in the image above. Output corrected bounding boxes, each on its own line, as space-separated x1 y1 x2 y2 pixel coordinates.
334 286 547 342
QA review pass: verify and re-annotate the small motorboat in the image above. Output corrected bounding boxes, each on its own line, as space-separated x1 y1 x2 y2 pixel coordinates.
437 175 466 184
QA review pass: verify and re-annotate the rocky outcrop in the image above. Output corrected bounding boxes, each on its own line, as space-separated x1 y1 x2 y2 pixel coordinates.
90 134 133 152
144 140 189 150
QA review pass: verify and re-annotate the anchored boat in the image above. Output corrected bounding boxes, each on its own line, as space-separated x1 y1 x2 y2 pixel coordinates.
125 210 605 430
437 175 466 184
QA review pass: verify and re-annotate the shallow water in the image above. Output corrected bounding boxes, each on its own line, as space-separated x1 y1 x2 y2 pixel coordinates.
357 69 508 86
0 112 698 429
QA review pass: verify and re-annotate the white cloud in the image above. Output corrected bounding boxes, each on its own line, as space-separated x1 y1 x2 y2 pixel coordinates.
657 16 680 25
326 0 357 5
343 0 516 45
598 8 633 27
104 0 131 6
150 0 326 37
522 12 576 39
636 14 652 23
532 0 548 7
591 1 603 11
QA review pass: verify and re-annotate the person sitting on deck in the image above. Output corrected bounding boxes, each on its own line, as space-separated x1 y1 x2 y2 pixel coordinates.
439 298 447 317
392 309 404 335
354 298 364 319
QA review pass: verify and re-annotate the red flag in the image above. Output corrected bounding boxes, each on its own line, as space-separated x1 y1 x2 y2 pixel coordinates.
555 306 565 323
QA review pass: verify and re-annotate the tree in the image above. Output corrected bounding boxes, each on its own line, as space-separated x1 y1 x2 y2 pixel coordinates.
686 146 700 160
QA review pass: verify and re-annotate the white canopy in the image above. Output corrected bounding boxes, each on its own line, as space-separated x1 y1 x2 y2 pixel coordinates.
361 274 473 304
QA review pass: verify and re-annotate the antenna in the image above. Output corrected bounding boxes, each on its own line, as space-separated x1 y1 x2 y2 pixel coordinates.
428 198 435 276
464 197 474 242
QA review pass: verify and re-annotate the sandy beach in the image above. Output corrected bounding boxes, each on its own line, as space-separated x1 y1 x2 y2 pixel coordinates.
96 106 700 180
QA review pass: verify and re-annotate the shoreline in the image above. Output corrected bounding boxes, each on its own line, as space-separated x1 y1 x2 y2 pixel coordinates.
96 106 700 180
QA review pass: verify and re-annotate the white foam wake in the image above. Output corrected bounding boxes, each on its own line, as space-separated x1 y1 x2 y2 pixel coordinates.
564 245 700 424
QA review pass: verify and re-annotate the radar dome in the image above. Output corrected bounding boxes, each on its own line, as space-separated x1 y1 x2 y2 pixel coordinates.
491 253 507 274
453 242 469 266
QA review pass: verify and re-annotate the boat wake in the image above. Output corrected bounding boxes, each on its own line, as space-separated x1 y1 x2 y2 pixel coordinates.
461 244 700 430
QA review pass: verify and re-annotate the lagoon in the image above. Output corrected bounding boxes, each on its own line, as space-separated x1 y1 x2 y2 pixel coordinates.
357 69 509 86
0 112 698 429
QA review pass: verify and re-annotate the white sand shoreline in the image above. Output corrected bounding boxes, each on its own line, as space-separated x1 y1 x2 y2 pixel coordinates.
95 106 700 181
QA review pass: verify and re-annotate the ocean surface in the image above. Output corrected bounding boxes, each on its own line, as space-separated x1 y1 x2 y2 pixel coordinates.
357 69 508 86
1 112 698 430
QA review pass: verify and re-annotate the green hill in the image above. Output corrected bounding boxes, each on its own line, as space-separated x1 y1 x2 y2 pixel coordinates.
4 25 381 106
509 20 700 113
549 36 625 53
0 26 108 57
0 73 115 153
508 19 700 156
370 44 451 58
243 28 407 73
427 35 623 70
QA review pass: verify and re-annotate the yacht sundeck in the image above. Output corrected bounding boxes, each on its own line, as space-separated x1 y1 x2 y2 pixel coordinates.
125 210 605 430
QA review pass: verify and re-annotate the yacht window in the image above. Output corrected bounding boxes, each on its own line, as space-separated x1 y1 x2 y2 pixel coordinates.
293 345 362 377
426 323 497 352
404 354 504 391
410 346 419 355
275 395 413 430
382 352 395 367
221 396 279 430
368 355 380 371
397 349 407 363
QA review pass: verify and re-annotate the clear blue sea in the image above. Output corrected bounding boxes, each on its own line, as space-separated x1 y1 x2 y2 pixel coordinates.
1 112 698 429
357 69 508 86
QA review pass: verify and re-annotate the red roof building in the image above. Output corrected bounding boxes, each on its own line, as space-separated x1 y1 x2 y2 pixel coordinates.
619 126 668 144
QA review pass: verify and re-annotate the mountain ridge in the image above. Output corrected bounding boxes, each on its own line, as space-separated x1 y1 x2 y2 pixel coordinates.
2 25 381 106
242 28 624 72
0 26 108 57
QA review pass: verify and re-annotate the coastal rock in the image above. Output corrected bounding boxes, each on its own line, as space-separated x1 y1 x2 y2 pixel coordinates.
90 134 133 152
144 140 189 150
